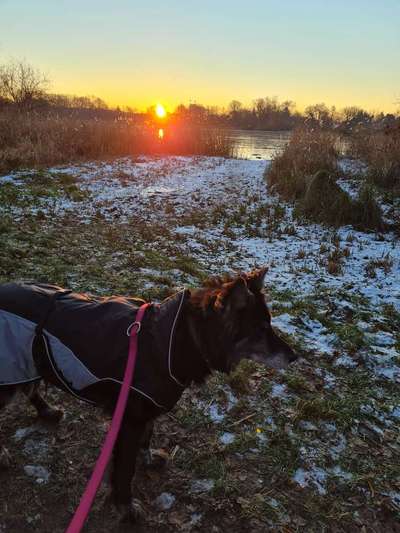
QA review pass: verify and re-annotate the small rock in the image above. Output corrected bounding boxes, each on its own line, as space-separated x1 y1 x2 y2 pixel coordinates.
155 492 176 511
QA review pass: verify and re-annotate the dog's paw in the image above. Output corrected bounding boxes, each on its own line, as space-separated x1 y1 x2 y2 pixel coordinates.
38 406 64 423
140 448 168 470
0 447 11 470
117 498 146 524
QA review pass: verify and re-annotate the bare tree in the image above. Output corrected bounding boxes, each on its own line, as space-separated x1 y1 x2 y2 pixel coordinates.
228 100 242 114
0 60 49 107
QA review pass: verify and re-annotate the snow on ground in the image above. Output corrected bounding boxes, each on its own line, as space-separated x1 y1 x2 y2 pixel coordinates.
2 155 399 384
4 157 399 303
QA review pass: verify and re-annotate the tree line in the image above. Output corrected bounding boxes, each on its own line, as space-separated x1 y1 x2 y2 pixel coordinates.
1 60 398 132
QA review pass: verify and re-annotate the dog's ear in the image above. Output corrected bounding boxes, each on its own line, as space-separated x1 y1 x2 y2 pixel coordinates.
245 267 268 293
215 277 251 312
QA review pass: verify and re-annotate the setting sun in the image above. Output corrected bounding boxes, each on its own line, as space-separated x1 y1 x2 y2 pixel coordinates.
155 103 166 118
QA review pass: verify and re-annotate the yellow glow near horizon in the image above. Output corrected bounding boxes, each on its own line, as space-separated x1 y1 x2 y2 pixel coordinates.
155 103 166 118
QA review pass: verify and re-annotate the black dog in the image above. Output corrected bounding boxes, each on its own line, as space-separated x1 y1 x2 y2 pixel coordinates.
0 268 297 522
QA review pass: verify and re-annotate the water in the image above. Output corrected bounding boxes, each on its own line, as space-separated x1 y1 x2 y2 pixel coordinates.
228 129 291 160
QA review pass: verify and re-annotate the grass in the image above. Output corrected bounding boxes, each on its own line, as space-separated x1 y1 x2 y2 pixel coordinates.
365 253 394 278
0 108 234 172
332 323 367 353
226 359 257 394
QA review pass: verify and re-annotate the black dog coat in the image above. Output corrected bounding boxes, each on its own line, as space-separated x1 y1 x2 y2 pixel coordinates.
0 283 187 410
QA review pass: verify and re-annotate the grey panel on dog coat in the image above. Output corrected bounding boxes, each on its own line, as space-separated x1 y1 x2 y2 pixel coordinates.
0 310 41 385
0 283 188 410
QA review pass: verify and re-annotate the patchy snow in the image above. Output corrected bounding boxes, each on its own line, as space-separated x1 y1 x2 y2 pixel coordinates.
1 155 399 384
271 384 288 398
299 421 318 431
273 313 298 335
330 465 353 481
373 331 396 347
382 491 400 508
315 368 337 389
189 513 203 527
24 465 50 484
23 438 49 462
14 425 48 442
329 434 347 460
190 479 215 494
266 497 280 509
208 403 225 423
338 158 369 177
334 355 358 369
14 426 38 442
219 432 235 445
0 174 19 184
154 492 176 511
293 467 327 495
336 179 359 200
264 415 277 431
391 406 400 419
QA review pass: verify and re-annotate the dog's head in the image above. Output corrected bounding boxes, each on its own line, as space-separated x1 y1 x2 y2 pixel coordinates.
194 268 298 372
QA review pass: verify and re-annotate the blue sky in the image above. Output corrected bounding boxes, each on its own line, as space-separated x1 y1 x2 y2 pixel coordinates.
0 0 399 111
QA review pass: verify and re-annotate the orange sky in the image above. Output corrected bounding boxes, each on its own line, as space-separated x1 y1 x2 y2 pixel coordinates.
1 1 399 113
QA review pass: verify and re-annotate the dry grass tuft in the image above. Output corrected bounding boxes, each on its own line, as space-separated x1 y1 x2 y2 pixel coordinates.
300 169 353 226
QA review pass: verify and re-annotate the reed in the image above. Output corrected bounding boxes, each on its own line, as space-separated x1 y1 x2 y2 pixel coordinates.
349 126 400 191
0 109 234 172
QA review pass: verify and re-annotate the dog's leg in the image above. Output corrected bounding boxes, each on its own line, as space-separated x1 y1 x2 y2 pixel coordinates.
139 421 154 467
24 383 63 423
139 421 168 470
0 446 11 470
111 419 147 523
0 386 15 469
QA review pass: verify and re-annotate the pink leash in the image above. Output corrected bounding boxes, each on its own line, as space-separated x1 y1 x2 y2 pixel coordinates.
66 303 150 533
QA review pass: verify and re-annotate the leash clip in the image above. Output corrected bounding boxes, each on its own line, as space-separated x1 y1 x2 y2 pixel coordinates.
126 321 141 336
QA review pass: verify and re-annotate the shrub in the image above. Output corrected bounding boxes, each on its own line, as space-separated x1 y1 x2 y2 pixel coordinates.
300 170 354 226
266 128 384 231
266 128 339 200
349 125 400 191
352 184 384 231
